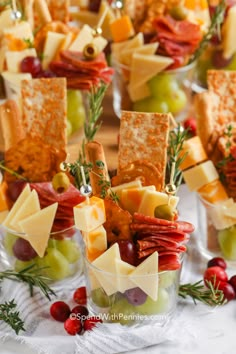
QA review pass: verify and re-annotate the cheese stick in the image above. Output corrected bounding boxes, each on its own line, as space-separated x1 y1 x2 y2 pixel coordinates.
34 0 52 25
85 141 110 196
0 100 24 151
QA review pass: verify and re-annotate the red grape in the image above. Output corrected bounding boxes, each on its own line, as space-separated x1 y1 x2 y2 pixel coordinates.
203 266 228 288
207 257 227 270
13 238 37 261
50 301 71 322
229 275 236 293
212 50 232 69
7 181 26 203
112 240 137 266
124 287 147 306
218 282 235 302
20 56 42 77
88 0 101 12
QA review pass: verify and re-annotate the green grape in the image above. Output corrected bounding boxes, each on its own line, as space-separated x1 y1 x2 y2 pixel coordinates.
4 232 19 256
40 248 70 281
91 288 110 308
148 74 179 97
109 297 136 325
55 239 80 264
159 271 177 288
225 54 236 70
67 90 86 133
165 89 187 114
14 259 37 272
66 120 72 137
218 226 236 260
136 288 170 315
133 96 169 113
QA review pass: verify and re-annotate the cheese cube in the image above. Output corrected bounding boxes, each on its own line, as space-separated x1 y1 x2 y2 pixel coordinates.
74 196 106 232
83 225 107 261
110 15 134 42
120 185 156 214
3 21 34 41
110 179 142 200
183 160 219 191
5 48 37 73
198 179 228 204
179 136 207 171
138 190 179 217
208 199 236 230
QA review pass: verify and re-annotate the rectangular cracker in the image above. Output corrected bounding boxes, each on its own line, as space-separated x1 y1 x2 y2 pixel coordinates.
21 77 67 151
118 111 170 190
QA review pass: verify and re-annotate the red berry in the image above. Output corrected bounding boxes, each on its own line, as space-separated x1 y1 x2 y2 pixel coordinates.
203 266 228 288
229 275 236 293
183 117 197 136
64 318 83 335
71 305 89 318
84 316 102 331
73 286 87 305
218 282 236 302
20 56 42 77
50 301 71 322
207 257 227 270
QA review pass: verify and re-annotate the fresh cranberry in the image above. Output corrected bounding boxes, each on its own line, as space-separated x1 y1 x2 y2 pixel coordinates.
183 117 197 136
84 316 102 331
71 305 89 318
73 286 87 305
218 282 236 302
203 266 228 288
50 301 71 322
64 318 83 335
229 275 236 293
207 257 227 270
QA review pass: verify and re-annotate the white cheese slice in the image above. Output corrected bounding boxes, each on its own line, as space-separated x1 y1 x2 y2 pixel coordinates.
69 24 107 53
10 190 40 231
129 252 159 301
5 48 37 73
3 21 34 41
138 190 179 217
19 203 58 257
120 42 159 67
42 31 66 69
91 243 120 295
208 198 236 230
0 210 9 223
115 258 135 293
2 71 32 105
127 82 151 102
2 184 31 229
222 5 236 59
183 160 219 191
111 32 144 61
129 53 173 88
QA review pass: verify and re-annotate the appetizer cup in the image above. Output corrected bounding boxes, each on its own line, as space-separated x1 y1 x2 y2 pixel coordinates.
112 59 196 122
197 196 236 267
83 255 183 326
0 224 83 283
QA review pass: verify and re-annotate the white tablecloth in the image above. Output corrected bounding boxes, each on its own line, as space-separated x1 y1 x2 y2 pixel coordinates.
0 186 235 354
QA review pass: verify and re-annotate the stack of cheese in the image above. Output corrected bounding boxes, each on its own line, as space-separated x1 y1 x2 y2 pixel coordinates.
2 184 58 257
181 136 236 230
73 196 159 300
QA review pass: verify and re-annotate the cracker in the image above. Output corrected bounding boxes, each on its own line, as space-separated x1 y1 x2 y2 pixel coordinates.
118 111 170 191
21 77 67 153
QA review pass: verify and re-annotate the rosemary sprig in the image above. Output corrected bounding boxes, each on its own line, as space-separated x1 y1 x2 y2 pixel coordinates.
0 264 56 301
179 279 226 306
0 300 25 335
84 83 108 143
0 160 27 181
188 0 226 64
166 125 189 190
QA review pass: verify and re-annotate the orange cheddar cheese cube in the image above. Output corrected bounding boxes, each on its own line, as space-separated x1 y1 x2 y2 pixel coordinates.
83 225 107 262
198 179 228 204
0 182 8 212
110 15 134 42
179 136 207 171
182 160 219 191
120 185 156 214
74 196 106 232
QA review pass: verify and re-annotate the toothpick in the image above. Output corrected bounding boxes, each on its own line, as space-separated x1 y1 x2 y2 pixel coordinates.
80 166 91 204
96 5 109 31
165 161 177 205
11 0 21 24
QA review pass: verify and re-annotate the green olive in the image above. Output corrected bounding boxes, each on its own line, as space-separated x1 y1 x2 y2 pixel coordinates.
83 43 99 60
52 172 70 194
154 204 175 221
169 5 188 21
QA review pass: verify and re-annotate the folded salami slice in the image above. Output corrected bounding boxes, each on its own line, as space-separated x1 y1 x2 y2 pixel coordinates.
60 51 108 70
136 231 186 242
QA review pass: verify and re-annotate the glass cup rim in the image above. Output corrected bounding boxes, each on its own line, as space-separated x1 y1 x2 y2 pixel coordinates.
0 224 76 237
111 56 196 74
84 254 183 278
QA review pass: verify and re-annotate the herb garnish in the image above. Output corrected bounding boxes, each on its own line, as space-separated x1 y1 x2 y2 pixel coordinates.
0 300 25 335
